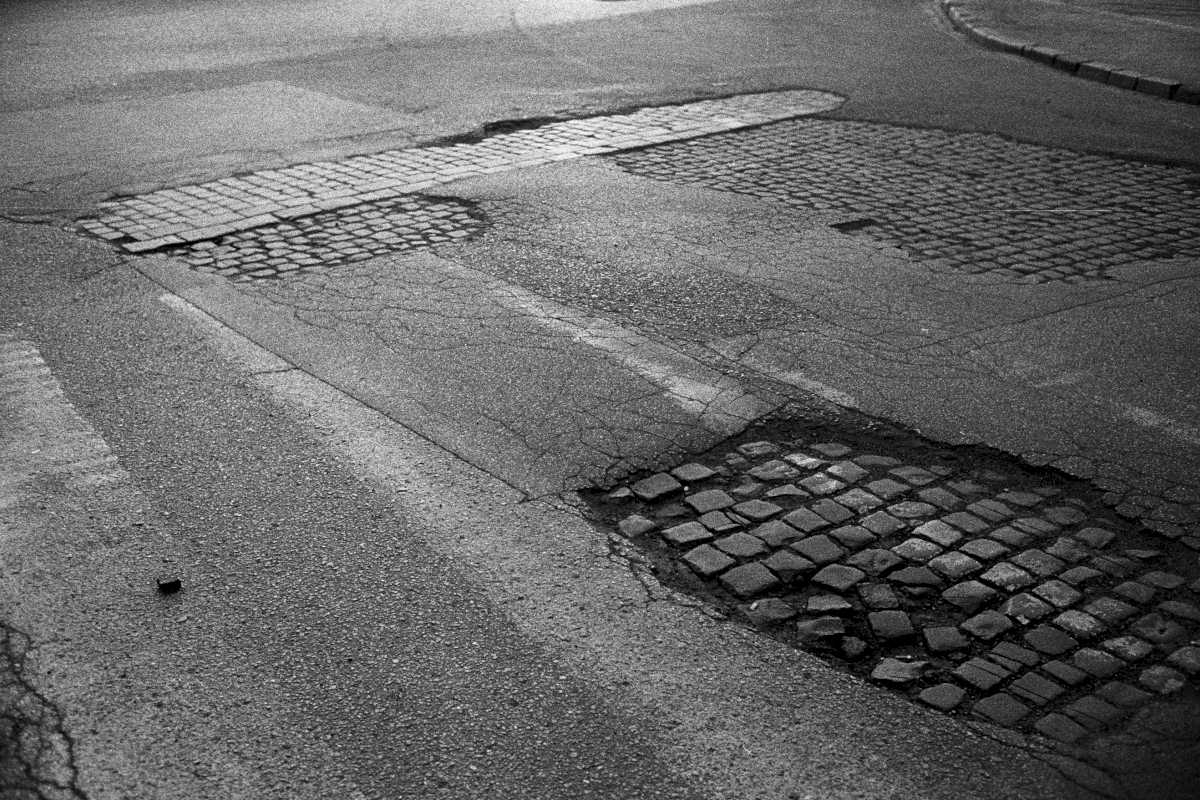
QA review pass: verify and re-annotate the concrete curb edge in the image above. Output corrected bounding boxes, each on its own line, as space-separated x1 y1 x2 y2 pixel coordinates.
941 0 1200 105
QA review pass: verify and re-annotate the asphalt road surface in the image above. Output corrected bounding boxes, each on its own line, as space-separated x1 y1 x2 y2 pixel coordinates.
1 1 1198 799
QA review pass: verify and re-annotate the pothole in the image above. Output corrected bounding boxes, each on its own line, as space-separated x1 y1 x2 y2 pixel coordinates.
155 195 487 281
583 410 1200 746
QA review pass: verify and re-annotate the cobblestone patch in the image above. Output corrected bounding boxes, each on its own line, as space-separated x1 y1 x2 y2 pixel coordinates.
588 419 1200 744
75 90 842 253
608 118 1200 283
159 195 485 281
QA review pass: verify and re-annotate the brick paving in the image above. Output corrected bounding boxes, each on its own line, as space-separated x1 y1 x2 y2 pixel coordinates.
607 118 1200 283
76 90 842 253
595 433 1200 743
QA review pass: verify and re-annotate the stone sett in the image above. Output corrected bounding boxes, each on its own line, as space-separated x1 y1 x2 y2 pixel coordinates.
919 683 966 711
733 499 783 522
858 583 900 609
960 539 1010 561
752 519 804 547
1010 673 1066 705
835 488 883 513
1066 695 1125 730
783 507 831 533
979 562 1036 592
1053 610 1106 640
942 580 998 613
720 562 781 598
924 626 969 653
999 593 1053 623
928 551 983 580
811 564 867 593
1072 648 1125 677
1034 713 1089 744
683 544 736 577
913 519 963 547
1009 549 1065 577
888 501 937 519
662 521 713 546
808 594 853 614
861 511 905 535
828 525 875 550
1166 646 1200 675
791 535 846 566
618 514 656 537
698 511 741 533
974 693 1031 726
671 462 717 483
1096 681 1152 708
847 548 903 577
1042 660 1088 686
1024 625 1079 656
632 472 682 501
961 610 1014 641
918 487 963 510
954 658 1011 691
1140 665 1187 695
810 499 855 524
989 526 1032 548
748 460 801 482
869 610 915 641
827 461 869 483
685 489 736 514
1033 579 1083 608
890 466 938 485
865 479 908 500
800 474 846 496
762 550 816 583
1083 597 1140 625
1044 537 1090 563
714 532 769 558
892 537 944 563
1129 613 1187 644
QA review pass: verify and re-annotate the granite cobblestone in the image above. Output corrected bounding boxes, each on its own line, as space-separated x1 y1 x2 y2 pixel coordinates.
596 431 1200 743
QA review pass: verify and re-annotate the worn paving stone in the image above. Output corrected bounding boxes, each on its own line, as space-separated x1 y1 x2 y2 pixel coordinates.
1034 713 1089 744
808 594 854 614
1044 537 1090 563
989 526 1033 548
1074 527 1117 548
1083 597 1140 625
672 462 717 483
924 626 969 652
1010 549 1066 577
795 615 846 642
960 539 1011 561
858 583 900 610
762 550 816 583
943 512 989 533
828 525 876 550
810 499 855 524
1042 660 1089 686
737 441 780 458
764 484 810 500
714 532 770 558
747 460 802 482
918 487 963 510
890 466 938 486
942 580 998 613
618 514 656 537
697 511 742 533
968 499 1016 522
790 535 846 566
841 637 869 659
1010 673 1066 705
685 489 736 514
752 519 804 547
954 657 1011 691
888 501 937 519
733 499 784 522
847 548 903 577
1096 681 1153 708
999 593 1054 623
888 566 942 588
869 610 915 641
928 551 983 580
662 521 714 546
739 597 798 626
961 610 1014 641
800 474 847 496
811 564 867 593
835 488 883 513
1066 695 1126 730
811 443 852 458
991 642 1040 667
871 658 927 686
1053 610 1107 640
919 683 966 711
1129 613 1188 644
720 562 781 598
979 562 1036 592
1140 570 1187 590
783 507 831 533
1072 648 1125 677
683 544 736 577
1139 665 1187 694
633 472 682 501
827 461 870 484
1113 580 1157 604
865 479 908 500
1159 600 1200 622
1025 625 1080 656
1166 645 1200 674
861 511 905 535
913 520 964 547
974 693 1031 726
1033 579 1083 608
892 537 944 563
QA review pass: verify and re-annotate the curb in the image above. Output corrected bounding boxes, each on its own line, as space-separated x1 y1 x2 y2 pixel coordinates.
941 0 1200 105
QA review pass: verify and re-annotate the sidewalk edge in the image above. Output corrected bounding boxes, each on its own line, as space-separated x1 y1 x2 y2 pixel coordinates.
940 0 1200 105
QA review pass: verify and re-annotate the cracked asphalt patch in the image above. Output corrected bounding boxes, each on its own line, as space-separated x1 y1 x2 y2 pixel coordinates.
0 626 86 800
585 409 1200 799
608 118 1200 284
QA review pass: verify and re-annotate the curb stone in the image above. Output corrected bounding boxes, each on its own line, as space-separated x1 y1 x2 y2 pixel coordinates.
940 0 1199 105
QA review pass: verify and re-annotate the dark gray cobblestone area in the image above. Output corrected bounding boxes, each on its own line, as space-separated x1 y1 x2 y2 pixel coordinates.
156 195 485 282
587 419 1200 752
608 119 1200 284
